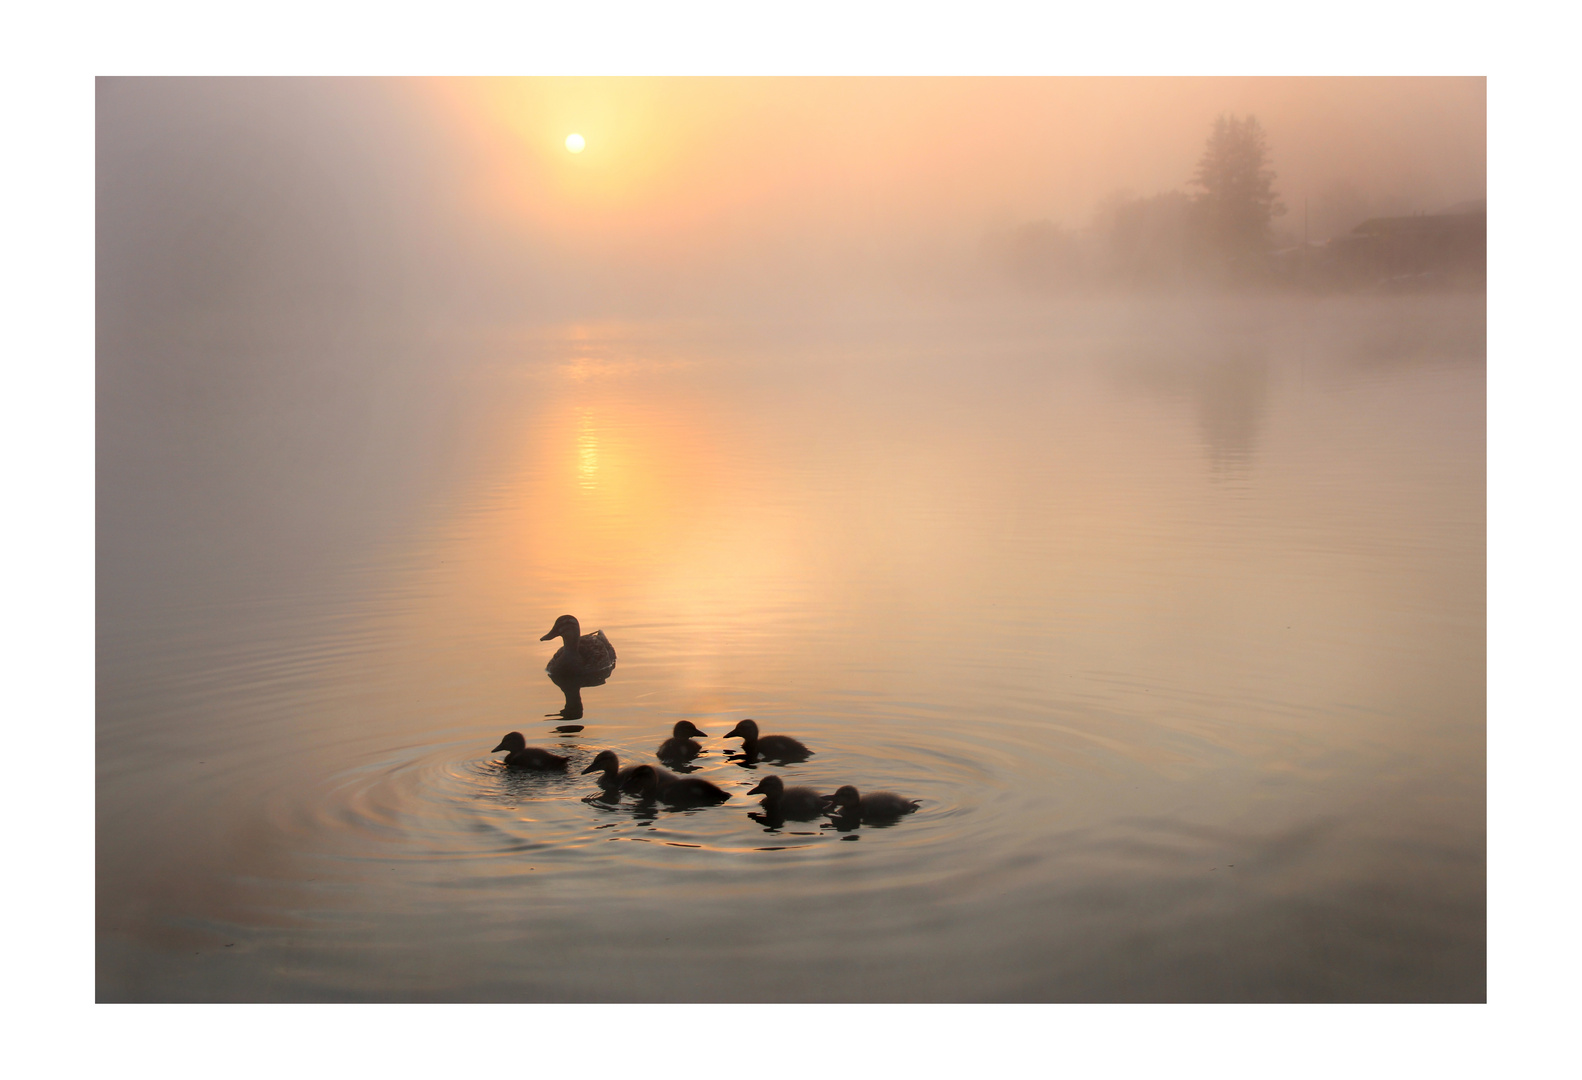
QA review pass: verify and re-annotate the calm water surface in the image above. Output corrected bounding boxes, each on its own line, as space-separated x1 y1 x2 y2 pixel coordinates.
97 296 1485 1001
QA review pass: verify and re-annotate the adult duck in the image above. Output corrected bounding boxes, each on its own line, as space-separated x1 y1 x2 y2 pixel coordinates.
745 774 829 821
623 764 731 807
721 719 811 763
491 731 569 770
656 721 709 764
824 785 920 823
540 615 617 680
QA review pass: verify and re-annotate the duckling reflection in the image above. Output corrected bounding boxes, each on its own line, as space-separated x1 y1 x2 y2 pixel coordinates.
491 732 570 771
722 719 812 764
623 763 731 808
541 615 617 680
656 721 709 765
823 785 920 828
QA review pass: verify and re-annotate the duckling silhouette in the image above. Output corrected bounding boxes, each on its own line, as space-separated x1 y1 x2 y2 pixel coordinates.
656 721 709 764
581 749 641 795
623 763 731 808
491 731 570 770
745 774 829 821
722 719 811 763
541 615 617 681
824 784 920 824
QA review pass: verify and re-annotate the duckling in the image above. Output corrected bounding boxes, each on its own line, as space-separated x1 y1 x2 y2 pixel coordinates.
656 720 709 764
491 732 570 770
581 749 641 792
541 615 617 679
623 763 731 807
721 719 811 763
745 774 829 821
824 784 919 823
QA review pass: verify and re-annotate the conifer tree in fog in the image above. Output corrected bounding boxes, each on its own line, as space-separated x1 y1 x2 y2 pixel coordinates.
1191 114 1285 261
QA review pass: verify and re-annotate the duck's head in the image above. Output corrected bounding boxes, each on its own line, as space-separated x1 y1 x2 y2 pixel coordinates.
827 785 860 810
722 719 759 742
582 749 619 776
492 732 527 753
746 774 784 798
673 720 709 739
622 763 658 796
541 615 581 643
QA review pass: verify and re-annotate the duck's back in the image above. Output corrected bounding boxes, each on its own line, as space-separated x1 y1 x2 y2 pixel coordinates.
549 629 617 677
656 737 701 763
658 775 730 806
757 734 811 761
777 785 827 819
505 747 570 770
579 629 616 662
859 791 919 819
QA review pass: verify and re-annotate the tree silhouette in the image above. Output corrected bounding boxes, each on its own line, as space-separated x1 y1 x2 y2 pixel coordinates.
1191 114 1284 261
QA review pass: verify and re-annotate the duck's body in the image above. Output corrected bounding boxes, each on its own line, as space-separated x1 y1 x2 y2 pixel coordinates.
656 720 709 764
491 731 570 770
824 784 920 823
581 749 641 793
722 719 811 763
624 764 731 807
746 774 829 821
541 615 617 679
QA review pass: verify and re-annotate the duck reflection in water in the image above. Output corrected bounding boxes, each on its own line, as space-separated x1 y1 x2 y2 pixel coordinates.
822 785 920 830
491 732 569 771
623 763 731 808
546 668 606 721
722 719 811 765
656 721 709 766
746 774 831 830
541 615 617 721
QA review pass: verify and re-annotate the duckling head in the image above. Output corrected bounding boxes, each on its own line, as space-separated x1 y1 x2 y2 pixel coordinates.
582 749 620 775
541 614 581 643
672 720 709 739
746 774 784 798
827 785 860 811
722 719 760 742
492 732 527 753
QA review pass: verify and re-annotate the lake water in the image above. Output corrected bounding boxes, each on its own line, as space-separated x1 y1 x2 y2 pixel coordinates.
96 294 1485 1002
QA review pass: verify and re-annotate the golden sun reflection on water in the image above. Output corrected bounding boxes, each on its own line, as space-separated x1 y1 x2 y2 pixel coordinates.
576 410 599 490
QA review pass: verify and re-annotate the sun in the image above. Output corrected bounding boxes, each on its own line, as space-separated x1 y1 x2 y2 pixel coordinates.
565 133 585 153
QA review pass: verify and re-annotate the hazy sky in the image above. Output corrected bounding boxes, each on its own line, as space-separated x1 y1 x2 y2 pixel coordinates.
99 77 1485 324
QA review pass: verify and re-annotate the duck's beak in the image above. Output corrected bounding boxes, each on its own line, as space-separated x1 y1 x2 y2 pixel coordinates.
580 761 602 774
540 628 557 641
746 782 766 796
491 741 509 752
692 728 710 738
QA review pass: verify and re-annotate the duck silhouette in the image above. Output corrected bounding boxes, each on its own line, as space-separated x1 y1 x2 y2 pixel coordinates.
623 763 731 807
824 784 920 824
541 615 617 681
746 774 829 821
581 749 642 795
491 731 570 770
722 719 811 763
656 721 709 764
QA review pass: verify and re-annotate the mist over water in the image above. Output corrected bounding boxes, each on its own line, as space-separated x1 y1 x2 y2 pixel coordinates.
97 79 1484 1002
